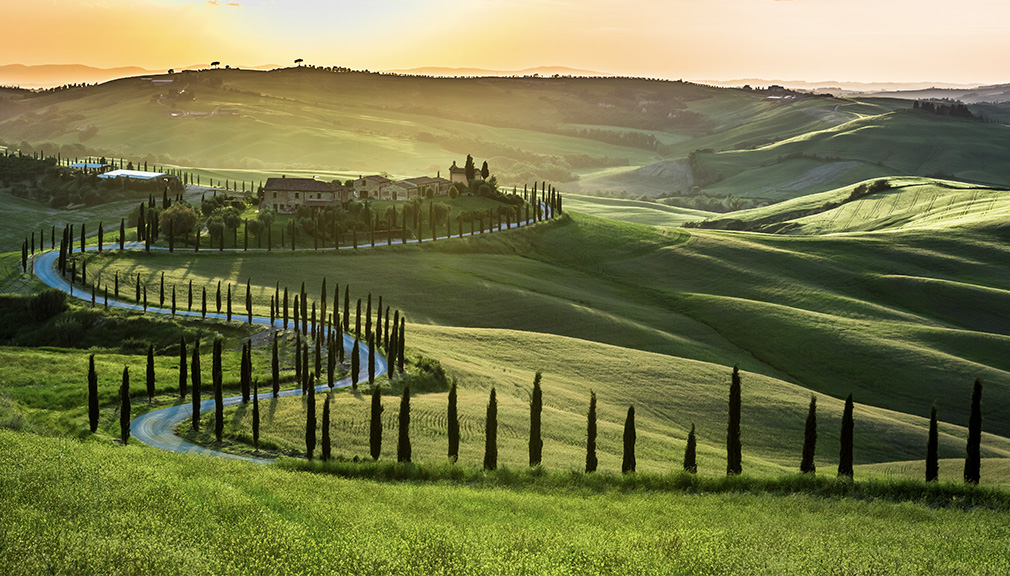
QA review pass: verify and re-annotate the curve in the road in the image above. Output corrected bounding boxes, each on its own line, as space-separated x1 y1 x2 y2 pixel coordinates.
31 204 551 462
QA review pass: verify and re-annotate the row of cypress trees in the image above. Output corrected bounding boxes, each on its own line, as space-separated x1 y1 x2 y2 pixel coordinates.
283 366 991 483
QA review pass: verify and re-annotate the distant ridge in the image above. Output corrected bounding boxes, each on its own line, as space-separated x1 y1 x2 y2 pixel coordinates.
698 78 981 94
383 66 614 78
0 63 283 89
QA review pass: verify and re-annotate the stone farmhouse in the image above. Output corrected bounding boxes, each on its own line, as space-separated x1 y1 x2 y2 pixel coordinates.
264 176 352 214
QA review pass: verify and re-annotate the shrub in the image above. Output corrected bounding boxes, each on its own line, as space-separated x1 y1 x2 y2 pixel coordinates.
28 289 66 322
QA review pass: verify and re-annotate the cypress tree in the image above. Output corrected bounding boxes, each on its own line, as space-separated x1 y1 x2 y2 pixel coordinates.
202 287 207 318
355 298 361 339
368 332 375 385
294 295 300 334
252 379 260 452
87 354 99 433
213 339 223 442
398 317 405 373
838 393 854 478
365 293 372 341
114 271 119 298
351 337 360 389
964 377 983 484
301 342 309 395
191 341 201 431
295 331 302 386
327 331 336 388
216 281 222 313
226 284 232 322
684 423 698 474
529 371 543 467
306 372 316 460
586 390 597 473
300 284 308 335
119 218 125 250
376 296 383 345
120 366 131 444
484 387 498 471
179 337 188 399
398 384 411 463
159 272 165 308
388 311 399 381
369 384 383 460
926 405 939 482
283 287 289 329
146 344 156 402
314 328 321 378
320 278 327 334
800 395 817 474
623 405 636 474
171 286 176 315
246 280 252 323
384 307 391 351
188 280 193 311
271 332 280 397
321 392 331 461
448 380 459 463
726 365 742 475
136 273 141 303
240 342 250 404
343 285 350 332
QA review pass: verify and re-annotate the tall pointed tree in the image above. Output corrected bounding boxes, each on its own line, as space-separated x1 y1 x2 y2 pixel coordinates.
838 393 854 478
179 337 187 399
146 344 156 403
586 390 597 473
351 337 360 390
964 377 983 484
926 405 939 482
622 405 636 474
369 384 383 460
398 384 411 463
213 339 224 442
306 372 316 460
484 387 498 471
87 354 99 433
726 365 742 475
800 395 817 474
529 371 543 467
272 332 280 397
448 380 459 463
191 341 201 431
684 424 698 474
252 379 260 452
321 392 331 462
120 366 131 444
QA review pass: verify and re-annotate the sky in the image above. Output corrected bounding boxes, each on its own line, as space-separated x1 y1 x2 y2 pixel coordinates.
4 0 1010 84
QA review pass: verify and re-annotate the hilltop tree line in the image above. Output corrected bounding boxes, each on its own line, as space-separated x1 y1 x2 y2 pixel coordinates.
913 100 976 119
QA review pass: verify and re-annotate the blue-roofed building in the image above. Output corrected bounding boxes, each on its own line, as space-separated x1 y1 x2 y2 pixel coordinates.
98 169 170 180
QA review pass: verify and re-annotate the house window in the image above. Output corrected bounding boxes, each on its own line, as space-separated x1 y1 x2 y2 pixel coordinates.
295 193 299 199
317 193 321 199
273 192 277 198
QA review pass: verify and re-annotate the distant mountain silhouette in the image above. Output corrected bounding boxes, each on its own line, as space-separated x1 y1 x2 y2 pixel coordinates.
0 63 284 89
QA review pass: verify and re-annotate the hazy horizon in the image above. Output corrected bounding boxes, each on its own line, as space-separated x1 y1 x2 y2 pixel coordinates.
3 0 1010 86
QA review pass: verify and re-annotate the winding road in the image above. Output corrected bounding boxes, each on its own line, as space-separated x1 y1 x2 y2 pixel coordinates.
30 204 548 463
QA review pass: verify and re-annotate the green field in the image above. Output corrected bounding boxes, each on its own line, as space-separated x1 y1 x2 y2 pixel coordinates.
4 69 1010 573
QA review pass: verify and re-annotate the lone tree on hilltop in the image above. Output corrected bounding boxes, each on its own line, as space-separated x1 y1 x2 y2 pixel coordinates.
448 380 459 463
586 390 597 473
119 366 131 444
964 378 983 484
484 387 498 471
684 424 698 474
622 405 636 474
369 384 383 460
88 354 99 433
727 365 742 475
800 395 817 474
926 404 939 482
529 371 543 467
398 384 411 463
838 393 854 478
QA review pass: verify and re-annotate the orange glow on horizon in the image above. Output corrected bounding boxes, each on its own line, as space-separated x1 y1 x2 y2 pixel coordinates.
3 0 1010 85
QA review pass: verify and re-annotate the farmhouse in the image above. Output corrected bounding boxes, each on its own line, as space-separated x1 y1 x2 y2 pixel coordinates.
399 176 452 197
448 161 468 186
352 175 392 199
264 176 352 214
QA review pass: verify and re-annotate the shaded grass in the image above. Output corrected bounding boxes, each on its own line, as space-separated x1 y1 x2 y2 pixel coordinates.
3 428 1010 575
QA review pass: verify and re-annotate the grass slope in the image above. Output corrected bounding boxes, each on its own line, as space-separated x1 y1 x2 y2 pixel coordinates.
3 429 1010 575
79 212 1010 470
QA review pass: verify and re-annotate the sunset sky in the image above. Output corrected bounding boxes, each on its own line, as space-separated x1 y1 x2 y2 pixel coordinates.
4 0 1010 84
